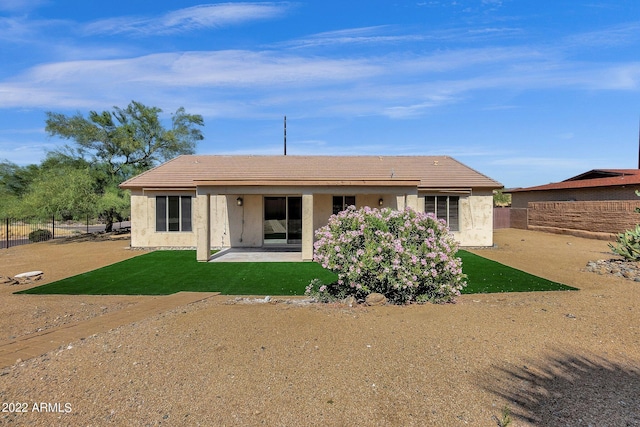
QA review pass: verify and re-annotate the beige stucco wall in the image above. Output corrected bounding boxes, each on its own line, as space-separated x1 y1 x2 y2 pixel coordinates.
131 188 496 254
358 194 391 209
210 194 263 248
130 190 197 248
313 194 333 232
452 192 494 247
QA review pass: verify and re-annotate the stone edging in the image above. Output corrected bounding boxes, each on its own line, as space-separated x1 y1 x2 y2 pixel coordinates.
585 259 640 282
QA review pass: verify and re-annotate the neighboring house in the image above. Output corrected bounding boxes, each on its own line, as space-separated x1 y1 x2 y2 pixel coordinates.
509 169 640 237
120 155 502 261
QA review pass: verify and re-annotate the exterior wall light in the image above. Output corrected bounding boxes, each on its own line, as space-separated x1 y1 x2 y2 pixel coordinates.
378 198 384 206
236 197 243 206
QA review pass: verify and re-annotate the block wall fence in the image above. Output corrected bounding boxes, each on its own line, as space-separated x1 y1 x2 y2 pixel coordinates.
510 200 640 240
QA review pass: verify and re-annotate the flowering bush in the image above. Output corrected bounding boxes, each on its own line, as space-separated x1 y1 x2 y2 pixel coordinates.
304 278 341 303
308 206 466 304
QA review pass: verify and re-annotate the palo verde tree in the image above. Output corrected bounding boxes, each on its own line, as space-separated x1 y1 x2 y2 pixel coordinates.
0 160 27 217
19 163 98 220
2 154 99 221
0 158 77 218
0 160 40 199
45 101 204 231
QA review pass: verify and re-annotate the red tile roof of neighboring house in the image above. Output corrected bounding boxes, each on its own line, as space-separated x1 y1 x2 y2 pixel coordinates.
120 155 502 190
509 169 640 193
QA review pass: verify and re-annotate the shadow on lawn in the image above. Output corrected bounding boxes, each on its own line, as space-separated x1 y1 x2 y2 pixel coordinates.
484 350 640 426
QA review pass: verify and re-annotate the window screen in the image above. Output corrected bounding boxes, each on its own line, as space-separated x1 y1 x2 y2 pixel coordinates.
424 195 459 231
332 195 356 215
156 196 167 232
156 196 192 232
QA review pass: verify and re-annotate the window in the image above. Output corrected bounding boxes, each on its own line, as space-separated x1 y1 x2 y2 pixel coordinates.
425 196 459 231
332 195 356 215
156 196 192 232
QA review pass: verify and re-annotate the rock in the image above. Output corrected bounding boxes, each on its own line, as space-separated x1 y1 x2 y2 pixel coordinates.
342 296 357 307
15 270 43 279
585 259 640 282
12 270 43 284
365 293 387 306
1 276 19 285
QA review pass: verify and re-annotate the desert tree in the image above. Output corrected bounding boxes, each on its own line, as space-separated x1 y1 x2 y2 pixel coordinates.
0 160 54 218
44 101 204 231
18 163 98 220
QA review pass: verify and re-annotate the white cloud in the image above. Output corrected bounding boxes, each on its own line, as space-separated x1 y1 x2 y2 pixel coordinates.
555 132 575 140
1 36 639 120
281 26 429 48
0 0 48 13
8 49 380 89
0 141 54 165
83 2 293 36
281 24 526 50
0 15 67 44
564 21 640 49
0 16 30 41
382 95 458 118
602 64 640 90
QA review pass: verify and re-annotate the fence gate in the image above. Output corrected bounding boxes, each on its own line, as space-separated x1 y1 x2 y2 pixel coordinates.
493 207 511 229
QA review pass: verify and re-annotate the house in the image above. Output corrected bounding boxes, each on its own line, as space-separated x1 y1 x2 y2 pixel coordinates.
509 169 640 237
120 155 503 261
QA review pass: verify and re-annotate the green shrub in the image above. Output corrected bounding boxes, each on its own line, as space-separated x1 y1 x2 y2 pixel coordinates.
309 206 466 304
609 224 640 261
28 229 52 242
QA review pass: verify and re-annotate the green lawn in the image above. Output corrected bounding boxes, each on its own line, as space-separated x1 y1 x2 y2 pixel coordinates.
17 251 338 296
16 250 576 296
458 251 576 293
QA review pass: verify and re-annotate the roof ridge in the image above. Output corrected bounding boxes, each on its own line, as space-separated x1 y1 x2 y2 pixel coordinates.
189 154 448 158
120 154 502 190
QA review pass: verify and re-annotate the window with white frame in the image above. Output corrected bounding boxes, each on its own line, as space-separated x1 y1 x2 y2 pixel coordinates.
425 195 459 231
332 195 356 215
156 196 192 232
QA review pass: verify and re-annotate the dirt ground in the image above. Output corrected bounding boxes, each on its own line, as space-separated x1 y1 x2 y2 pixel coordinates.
0 229 639 426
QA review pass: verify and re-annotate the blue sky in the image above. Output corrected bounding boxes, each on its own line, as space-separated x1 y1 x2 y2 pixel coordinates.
1 1 639 188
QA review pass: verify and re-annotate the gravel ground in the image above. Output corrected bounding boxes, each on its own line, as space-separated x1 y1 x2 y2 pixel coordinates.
0 229 639 426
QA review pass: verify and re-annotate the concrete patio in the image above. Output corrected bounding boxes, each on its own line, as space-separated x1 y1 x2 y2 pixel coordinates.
209 247 303 262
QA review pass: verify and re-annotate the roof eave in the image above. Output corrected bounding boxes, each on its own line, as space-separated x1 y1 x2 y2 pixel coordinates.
194 179 421 187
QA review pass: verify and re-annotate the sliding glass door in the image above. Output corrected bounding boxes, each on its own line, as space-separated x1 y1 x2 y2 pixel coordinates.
264 196 302 245
287 197 302 243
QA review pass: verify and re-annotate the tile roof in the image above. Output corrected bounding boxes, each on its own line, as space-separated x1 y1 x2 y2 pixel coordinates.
510 169 640 192
120 155 502 190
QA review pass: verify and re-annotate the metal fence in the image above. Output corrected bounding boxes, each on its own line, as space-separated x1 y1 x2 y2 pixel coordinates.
1 217 128 249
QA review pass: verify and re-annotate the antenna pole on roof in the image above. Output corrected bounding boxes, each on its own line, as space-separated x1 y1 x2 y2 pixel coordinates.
637 116 639 169
284 115 287 156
